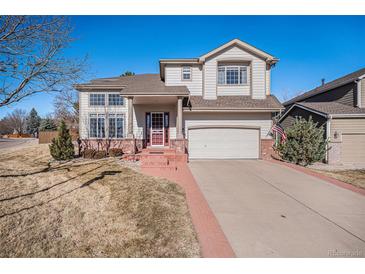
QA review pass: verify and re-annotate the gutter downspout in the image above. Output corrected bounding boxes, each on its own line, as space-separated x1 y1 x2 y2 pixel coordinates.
355 79 362 108
326 114 332 163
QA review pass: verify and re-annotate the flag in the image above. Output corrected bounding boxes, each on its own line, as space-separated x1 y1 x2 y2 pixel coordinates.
271 123 287 143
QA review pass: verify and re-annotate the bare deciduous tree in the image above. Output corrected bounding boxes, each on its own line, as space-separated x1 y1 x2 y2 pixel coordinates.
0 16 86 108
6 108 27 134
53 89 79 129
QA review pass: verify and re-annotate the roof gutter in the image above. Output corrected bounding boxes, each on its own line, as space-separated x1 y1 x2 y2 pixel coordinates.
183 108 283 113
329 113 365 118
73 84 125 91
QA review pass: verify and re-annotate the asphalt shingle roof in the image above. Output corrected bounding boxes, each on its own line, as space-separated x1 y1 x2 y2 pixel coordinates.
283 67 365 106
77 74 189 95
297 102 365 115
185 95 283 110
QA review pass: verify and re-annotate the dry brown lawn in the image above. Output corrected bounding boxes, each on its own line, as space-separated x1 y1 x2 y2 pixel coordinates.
0 143 200 257
311 169 365 190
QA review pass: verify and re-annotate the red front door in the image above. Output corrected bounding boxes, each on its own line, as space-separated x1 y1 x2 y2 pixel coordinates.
151 112 164 146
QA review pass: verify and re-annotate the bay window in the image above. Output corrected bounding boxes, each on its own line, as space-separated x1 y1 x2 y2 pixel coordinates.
217 65 248 85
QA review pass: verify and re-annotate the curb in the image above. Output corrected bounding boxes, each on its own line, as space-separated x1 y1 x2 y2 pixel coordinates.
268 159 365 196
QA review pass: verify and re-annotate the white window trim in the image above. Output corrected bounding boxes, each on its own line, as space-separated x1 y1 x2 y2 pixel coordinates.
181 66 192 81
89 113 106 138
89 113 126 139
108 113 126 139
217 65 248 86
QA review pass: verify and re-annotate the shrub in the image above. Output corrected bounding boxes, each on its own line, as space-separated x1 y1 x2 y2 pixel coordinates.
83 149 96 159
109 148 123 157
49 121 75 161
93 150 107 159
275 117 328 166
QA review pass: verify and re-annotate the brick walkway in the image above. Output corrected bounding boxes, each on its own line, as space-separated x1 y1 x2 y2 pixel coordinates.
141 162 235 258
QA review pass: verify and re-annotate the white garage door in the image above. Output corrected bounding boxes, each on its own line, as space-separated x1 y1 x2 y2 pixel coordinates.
341 134 365 163
188 126 260 159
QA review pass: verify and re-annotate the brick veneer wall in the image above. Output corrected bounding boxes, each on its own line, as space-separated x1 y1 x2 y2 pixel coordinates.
170 139 188 154
261 139 277 160
81 139 143 154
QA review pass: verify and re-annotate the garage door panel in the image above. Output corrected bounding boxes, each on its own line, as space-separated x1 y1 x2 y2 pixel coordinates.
341 134 365 163
188 127 259 159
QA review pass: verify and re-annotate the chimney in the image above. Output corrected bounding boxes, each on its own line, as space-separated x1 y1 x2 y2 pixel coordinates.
321 78 325 86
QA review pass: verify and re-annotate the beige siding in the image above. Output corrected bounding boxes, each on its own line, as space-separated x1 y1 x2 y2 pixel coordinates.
330 118 365 163
203 45 267 100
78 91 128 139
183 112 272 139
341 134 365 163
165 65 203 96
330 118 365 139
217 85 250 96
361 78 365 108
133 104 177 140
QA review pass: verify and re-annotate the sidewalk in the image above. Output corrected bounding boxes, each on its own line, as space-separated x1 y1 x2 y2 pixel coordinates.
141 163 235 258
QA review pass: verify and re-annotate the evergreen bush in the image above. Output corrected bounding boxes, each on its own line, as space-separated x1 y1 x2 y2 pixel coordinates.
49 121 74 160
275 117 328 166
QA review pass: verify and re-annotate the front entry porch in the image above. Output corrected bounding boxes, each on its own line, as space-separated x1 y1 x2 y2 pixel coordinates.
125 95 187 155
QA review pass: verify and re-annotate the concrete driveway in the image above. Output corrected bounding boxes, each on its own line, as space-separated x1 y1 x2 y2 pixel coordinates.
0 138 36 150
189 160 365 257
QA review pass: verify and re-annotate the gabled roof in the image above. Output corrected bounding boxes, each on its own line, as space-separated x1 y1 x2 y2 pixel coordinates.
278 102 365 123
283 67 365 106
159 38 278 80
198 38 278 63
75 74 189 96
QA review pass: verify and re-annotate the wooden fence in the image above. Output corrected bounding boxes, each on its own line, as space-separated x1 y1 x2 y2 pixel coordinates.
4 133 32 138
39 130 79 144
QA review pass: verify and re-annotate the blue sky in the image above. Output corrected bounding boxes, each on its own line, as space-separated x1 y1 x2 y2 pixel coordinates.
1 15 365 118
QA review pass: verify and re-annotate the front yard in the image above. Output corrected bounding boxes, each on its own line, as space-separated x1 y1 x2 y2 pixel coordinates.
0 143 200 257
310 168 365 190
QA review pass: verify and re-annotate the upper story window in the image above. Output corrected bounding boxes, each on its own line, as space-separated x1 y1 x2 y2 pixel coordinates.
90 93 105 106
218 65 248 85
182 66 192 81
108 94 124 106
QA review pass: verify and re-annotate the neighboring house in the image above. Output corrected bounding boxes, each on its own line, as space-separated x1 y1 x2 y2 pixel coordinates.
75 39 283 160
279 67 365 164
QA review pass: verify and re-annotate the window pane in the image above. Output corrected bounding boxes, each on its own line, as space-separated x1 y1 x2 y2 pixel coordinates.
182 66 191 80
108 94 123 105
116 117 124 138
226 67 239 84
109 118 116 138
98 117 105 138
90 94 105 106
90 117 97 137
218 67 225 84
240 67 247 84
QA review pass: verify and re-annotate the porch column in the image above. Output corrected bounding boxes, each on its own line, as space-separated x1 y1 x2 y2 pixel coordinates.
127 97 134 138
177 96 183 139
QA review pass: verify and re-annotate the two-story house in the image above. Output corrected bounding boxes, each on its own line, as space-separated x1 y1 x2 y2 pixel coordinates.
279 67 365 164
75 39 283 160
